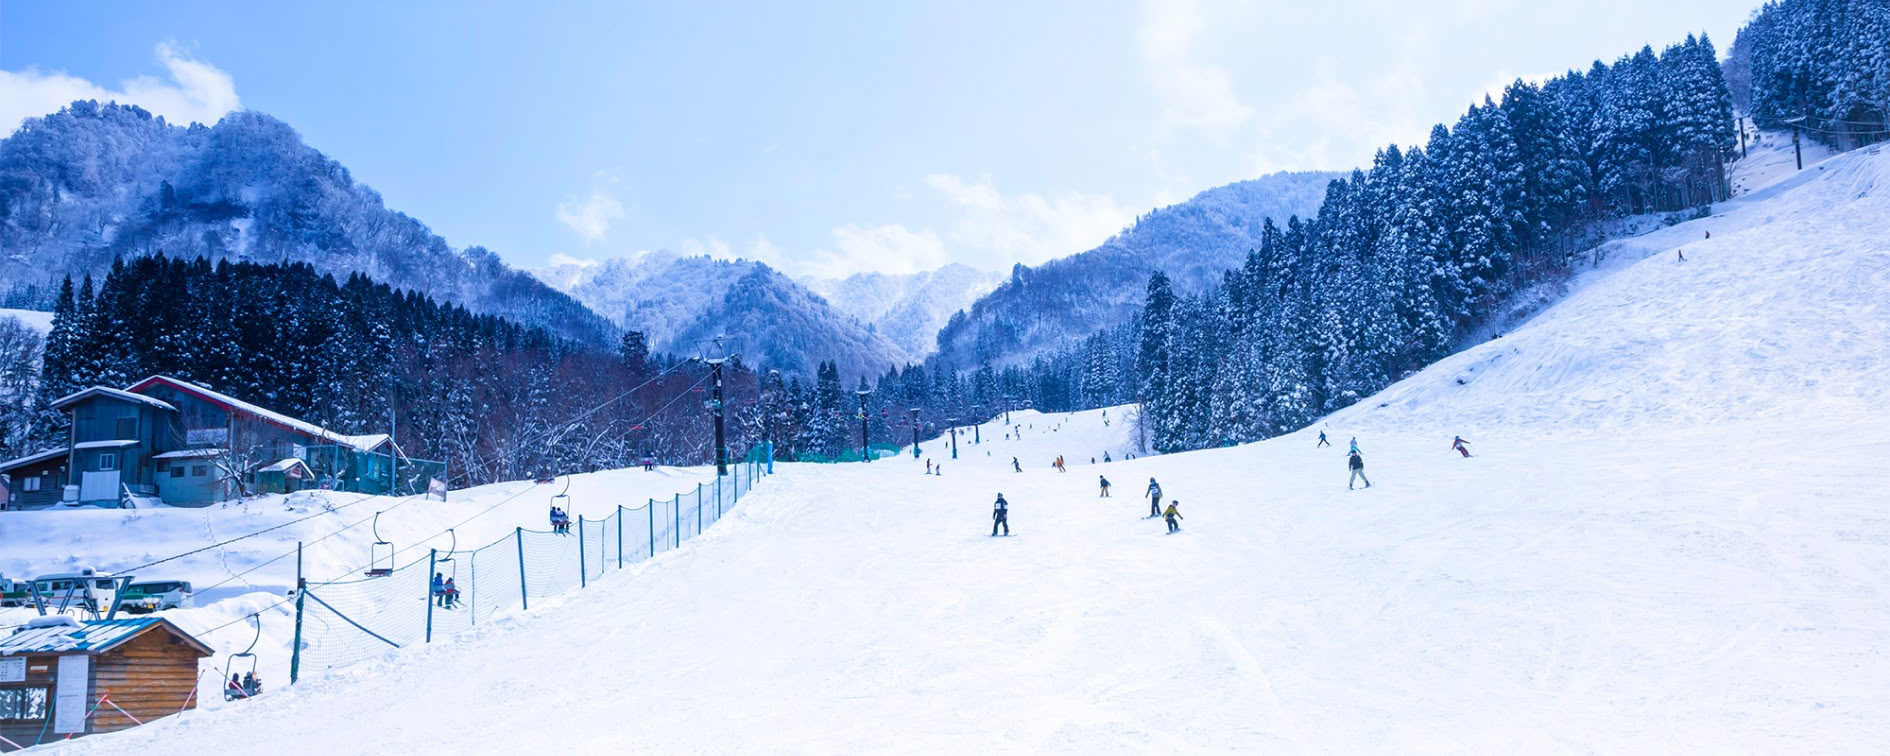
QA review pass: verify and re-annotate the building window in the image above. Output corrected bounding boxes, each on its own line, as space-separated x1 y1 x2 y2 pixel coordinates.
170 466 185 478
98 453 118 472
0 686 51 722
21 476 40 492
192 465 208 477
115 416 137 439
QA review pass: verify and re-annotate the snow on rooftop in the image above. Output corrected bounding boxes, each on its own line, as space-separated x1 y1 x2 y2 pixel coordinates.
128 376 384 452
49 385 176 412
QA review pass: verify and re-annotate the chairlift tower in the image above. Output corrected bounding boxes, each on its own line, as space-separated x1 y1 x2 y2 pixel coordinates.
855 389 872 462
698 336 741 477
947 417 960 460
910 408 921 459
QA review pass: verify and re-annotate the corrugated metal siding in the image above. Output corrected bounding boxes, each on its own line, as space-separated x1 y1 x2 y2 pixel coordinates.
0 618 158 656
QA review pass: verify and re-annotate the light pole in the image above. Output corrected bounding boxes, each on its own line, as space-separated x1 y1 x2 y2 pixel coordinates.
910 408 921 459
947 418 960 459
856 389 871 463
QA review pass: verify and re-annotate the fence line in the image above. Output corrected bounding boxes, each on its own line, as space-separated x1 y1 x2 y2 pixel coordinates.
290 444 774 680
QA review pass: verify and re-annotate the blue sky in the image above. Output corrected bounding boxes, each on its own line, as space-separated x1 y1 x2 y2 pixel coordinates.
0 0 1754 278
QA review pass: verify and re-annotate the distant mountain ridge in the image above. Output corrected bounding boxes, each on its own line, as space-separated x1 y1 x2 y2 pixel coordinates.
934 171 1340 367
535 251 912 378
0 101 615 345
799 263 1002 359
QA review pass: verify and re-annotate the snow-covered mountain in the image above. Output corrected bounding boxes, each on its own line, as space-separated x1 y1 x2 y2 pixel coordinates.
934 170 1339 367
0 101 615 345
800 263 1003 358
535 251 911 377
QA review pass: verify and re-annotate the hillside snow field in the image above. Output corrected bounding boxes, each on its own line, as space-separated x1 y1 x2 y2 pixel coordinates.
24 144 1890 752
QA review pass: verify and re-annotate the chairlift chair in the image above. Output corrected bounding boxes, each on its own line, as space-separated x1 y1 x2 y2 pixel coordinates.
364 511 395 577
223 614 263 701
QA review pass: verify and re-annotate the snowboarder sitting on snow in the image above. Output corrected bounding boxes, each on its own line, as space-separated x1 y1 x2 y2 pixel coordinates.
1146 477 1163 518
1103 452 1112 462
1164 501 1183 533
992 494 1010 536
1099 475 1112 497
1451 435 1472 458
1348 450 1372 489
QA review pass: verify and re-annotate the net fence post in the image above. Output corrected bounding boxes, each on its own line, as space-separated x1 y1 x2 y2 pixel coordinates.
290 541 305 685
616 505 624 569
426 548 437 643
697 483 703 532
647 498 655 558
578 516 588 588
515 526 528 610
672 494 680 549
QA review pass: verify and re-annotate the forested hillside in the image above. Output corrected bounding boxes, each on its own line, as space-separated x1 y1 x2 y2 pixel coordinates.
933 171 1338 368
0 102 615 345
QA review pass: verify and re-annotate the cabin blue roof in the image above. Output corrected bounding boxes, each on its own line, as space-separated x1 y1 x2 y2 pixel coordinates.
0 617 212 657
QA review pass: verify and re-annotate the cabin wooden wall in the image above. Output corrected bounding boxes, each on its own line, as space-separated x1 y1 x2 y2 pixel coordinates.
88 631 204 734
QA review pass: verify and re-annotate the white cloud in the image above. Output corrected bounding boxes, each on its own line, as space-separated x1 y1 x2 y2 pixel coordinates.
802 223 947 279
924 173 1132 268
547 253 600 268
0 42 242 136
1249 58 1433 176
555 171 626 244
1140 0 1252 139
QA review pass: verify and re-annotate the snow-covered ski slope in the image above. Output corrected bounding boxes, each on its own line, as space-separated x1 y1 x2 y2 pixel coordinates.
0 466 719 710
41 144 1890 752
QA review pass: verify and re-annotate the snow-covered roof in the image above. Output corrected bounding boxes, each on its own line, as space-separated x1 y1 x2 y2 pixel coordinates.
336 433 397 453
257 458 312 473
0 447 67 472
124 376 387 453
49 385 176 412
152 448 225 459
0 616 212 657
72 439 140 450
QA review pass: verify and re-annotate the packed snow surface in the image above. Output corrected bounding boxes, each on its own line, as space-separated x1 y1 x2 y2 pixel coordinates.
17 144 1890 752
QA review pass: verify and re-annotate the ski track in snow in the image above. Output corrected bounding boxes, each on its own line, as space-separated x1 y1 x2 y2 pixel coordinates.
17 142 1890 753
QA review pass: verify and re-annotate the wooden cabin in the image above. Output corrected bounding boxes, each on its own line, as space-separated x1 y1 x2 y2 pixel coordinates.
0 616 212 751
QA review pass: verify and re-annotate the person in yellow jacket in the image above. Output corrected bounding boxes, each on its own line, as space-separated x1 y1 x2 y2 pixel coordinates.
1163 501 1183 533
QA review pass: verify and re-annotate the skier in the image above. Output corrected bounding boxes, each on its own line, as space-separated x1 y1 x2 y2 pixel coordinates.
1146 477 1163 518
991 493 1010 536
926 459 933 475
1012 457 1022 473
432 572 447 607
1349 436 1360 454
1677 248 1687 262
441 577 459 609
1451 435 1472 458
1163 501 1183 533
1099 475 1112 497
1317 430 1330 448
1348 450 1372 489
